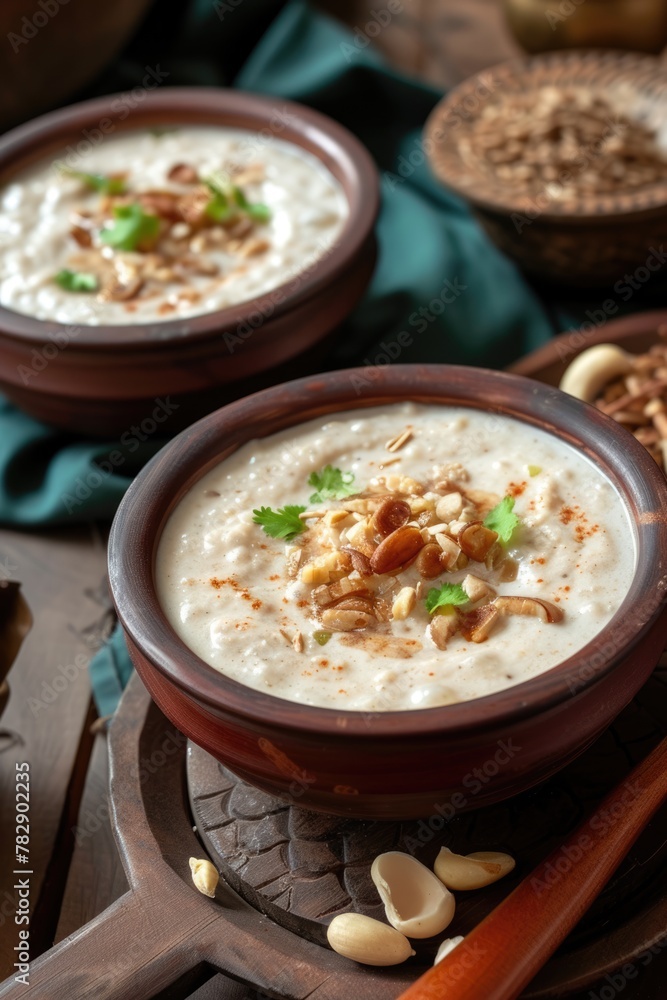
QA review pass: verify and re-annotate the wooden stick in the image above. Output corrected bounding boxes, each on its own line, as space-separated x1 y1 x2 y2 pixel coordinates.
397 734 667 1000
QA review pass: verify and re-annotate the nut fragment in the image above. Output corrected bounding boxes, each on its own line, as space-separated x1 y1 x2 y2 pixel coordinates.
326 912 415 966
462 574 496 603
429 610 460 650
189 857 219 897
435 492 463 522
168 162 199 185
457 522 498 561
434 533 461 570
341 546 373 576
392 587 416 620
386 429 413 453
494 595 563 623
459 604 500 643
434 847 516 890
374 498 412 536
371 851 456 939
370 525 424 575
416 542 445 579
320 608 375 632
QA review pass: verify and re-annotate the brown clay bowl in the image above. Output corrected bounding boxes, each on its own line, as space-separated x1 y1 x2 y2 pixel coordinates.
511 307 667 385
425 51 667 287
108 364 667 820
0 88 378 435
0 0 154 131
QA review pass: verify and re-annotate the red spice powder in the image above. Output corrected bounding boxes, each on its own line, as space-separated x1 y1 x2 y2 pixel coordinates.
508 481 527 497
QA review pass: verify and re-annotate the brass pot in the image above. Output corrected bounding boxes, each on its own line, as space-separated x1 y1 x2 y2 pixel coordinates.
503 0 667 54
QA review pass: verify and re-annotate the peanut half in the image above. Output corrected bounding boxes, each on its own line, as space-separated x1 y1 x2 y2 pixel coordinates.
189 857 219 897
326 912 415 966
434 847 515 890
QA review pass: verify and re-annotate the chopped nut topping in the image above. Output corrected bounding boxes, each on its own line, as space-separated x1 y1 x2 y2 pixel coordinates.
373 498 411 537
386 429 413 452
369 525 424 575
392 586 417 620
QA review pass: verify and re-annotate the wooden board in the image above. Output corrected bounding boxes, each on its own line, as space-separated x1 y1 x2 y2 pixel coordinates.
0 526 110 980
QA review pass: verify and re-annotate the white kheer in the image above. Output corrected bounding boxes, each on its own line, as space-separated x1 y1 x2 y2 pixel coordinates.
156 403 635 712
0 127 348 325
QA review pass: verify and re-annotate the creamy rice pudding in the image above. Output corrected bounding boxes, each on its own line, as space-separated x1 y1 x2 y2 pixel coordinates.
0 127 348 325
156 403 635 711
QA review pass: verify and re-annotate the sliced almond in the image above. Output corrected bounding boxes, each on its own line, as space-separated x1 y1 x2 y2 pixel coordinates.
324 509 352 527
386 429 413 453
457 522 499 561
370 526 424 575
459 604 500 643
494 596 563 623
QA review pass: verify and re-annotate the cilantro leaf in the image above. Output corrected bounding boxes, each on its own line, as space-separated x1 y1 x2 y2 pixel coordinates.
232 185 271 223
204 174 272 224
204 177 235 222
54 269 98 292
425 583 469 615
484 496 520 545
101 203 160 252
252 505 307 541
308 466 356 503
63 169 126 195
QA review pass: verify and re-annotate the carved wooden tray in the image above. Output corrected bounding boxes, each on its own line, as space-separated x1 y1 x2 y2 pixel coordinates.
187 660 667 996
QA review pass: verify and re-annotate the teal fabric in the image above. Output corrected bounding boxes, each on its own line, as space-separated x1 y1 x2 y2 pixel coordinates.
3 1 560 711
0 0 554 531
88 625 135 720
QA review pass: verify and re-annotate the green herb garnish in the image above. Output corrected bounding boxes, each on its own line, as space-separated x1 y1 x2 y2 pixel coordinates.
54 269 98 292
232 185 271 223
100 203 160 252
308 465 356 503
204 174 271 224
528 465 542 477
484 496 520 545
425 583 469 615
252 505 307 541
313 631 332 646
62 169 126 195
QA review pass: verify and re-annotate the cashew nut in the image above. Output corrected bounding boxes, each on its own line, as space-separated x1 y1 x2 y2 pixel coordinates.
559 344 633 402
326 912 415 966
